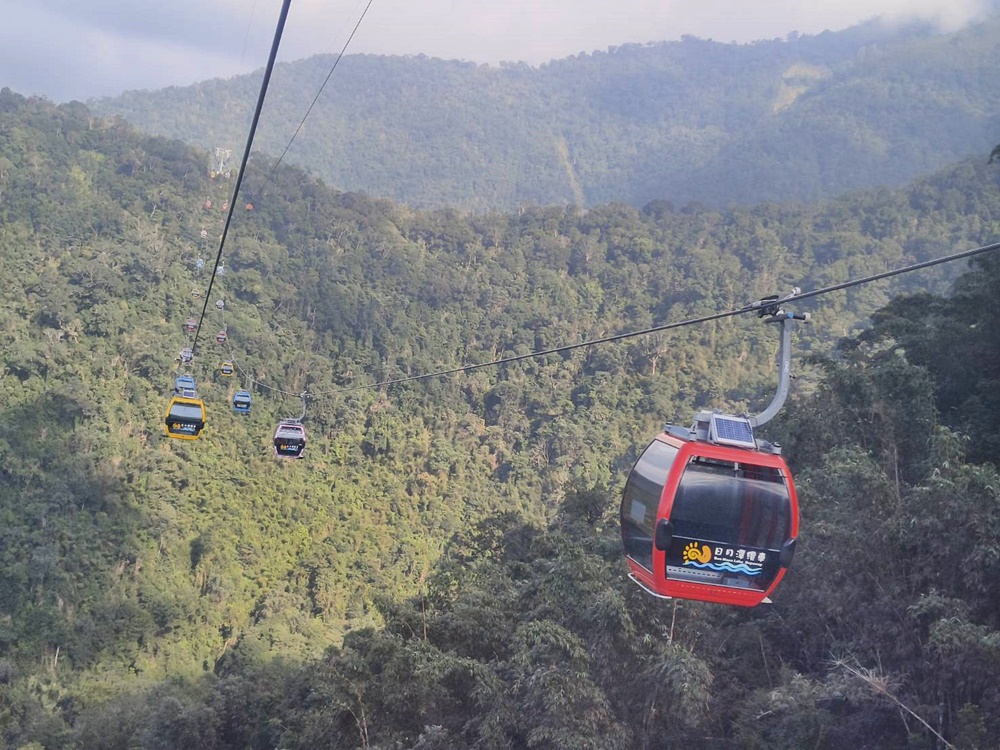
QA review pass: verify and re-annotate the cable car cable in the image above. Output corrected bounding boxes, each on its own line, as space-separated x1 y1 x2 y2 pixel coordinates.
321 237 1000 395
239 0 259 68
272 0 374 176
191 0 292 357
207 234 1000 401
215 302 310 401
251 0 375 199
765 238 1000 308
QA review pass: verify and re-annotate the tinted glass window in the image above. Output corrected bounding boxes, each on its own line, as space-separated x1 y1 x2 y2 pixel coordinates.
671 459 790 549
621 440 677 571
169 403 204 421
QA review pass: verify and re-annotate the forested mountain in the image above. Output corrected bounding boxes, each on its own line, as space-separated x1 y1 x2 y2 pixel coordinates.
2 89 1000 747
89 16 1000 211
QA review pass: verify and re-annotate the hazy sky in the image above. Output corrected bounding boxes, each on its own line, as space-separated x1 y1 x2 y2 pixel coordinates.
0 0 990 102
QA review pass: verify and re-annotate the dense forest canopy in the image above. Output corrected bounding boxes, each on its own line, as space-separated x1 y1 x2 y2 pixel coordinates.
1 88 1000 747
89 16 1000 212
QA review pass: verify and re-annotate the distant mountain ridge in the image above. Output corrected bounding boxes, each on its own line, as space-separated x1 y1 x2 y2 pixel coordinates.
90 16 1000 211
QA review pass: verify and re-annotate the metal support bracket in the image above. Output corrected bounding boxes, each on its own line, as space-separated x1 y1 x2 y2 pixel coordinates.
749 290 810 428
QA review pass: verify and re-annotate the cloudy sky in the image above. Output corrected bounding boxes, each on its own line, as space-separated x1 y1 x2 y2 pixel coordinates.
0 0 991 102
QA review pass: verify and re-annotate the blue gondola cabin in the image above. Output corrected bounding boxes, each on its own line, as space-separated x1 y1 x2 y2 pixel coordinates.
232 390 252 414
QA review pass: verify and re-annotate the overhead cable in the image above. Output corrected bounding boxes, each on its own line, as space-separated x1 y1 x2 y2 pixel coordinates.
323 238 1000 394
192 0 292 356
253 0 375 197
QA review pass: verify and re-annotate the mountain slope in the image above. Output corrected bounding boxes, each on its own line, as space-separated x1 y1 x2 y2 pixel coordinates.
2 89 1000 745
90 17 1000 210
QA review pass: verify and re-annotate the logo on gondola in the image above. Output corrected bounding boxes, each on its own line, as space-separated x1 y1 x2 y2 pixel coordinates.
683 542 713 564
681 541 765 576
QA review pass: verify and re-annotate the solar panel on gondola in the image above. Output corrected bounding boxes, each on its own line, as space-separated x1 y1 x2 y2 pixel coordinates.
710 415 755 448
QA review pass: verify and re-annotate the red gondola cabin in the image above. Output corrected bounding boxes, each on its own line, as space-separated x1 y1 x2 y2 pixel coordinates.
621 415 798 607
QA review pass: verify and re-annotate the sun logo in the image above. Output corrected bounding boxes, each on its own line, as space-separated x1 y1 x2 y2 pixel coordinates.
682 542 712 564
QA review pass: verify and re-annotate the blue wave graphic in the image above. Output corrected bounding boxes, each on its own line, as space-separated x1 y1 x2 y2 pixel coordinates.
685 561 763 576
